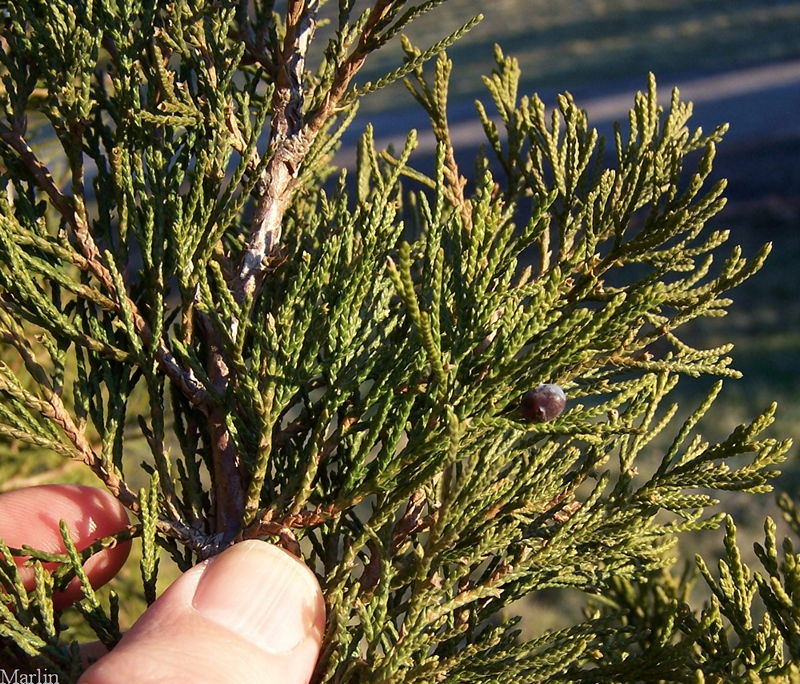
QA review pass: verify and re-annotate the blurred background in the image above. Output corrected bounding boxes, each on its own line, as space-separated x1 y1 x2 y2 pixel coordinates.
338 0 800 633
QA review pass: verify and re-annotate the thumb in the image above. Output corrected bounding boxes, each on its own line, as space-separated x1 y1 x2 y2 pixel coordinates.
80 540 325 684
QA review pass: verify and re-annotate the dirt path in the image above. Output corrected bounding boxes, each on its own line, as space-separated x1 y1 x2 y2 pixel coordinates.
341 59 800 164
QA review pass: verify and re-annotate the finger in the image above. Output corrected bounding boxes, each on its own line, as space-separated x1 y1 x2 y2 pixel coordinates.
80 540 326 684
0 484 132 608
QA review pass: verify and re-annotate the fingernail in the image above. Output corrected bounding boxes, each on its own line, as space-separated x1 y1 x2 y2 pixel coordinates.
192 540 323 654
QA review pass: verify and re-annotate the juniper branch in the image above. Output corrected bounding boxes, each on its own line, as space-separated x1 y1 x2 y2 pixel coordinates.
0 131 210 414
235 0 403 303
234 0 323 302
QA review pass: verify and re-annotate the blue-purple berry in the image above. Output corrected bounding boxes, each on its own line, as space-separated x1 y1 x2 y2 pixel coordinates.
520 383 566 422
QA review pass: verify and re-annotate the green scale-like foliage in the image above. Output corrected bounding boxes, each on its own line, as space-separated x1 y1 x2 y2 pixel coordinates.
0 1 793 681
588 501 800 683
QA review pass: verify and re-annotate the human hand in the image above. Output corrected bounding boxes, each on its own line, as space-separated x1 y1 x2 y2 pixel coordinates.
0 484 325 683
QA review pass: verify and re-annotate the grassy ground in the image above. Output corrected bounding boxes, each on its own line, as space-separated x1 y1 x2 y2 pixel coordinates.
353 0 800 111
